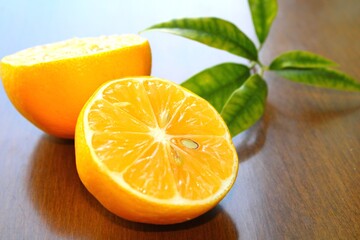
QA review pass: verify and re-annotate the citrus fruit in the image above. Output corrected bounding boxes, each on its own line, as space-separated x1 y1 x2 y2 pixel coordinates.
75 76 239 224
0 34 151 138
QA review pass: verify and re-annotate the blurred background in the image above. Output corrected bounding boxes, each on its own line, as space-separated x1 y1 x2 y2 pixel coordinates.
1 0 359 82
0 0 255 83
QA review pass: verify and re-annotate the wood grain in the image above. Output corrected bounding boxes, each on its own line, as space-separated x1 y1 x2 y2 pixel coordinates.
0 0 359 239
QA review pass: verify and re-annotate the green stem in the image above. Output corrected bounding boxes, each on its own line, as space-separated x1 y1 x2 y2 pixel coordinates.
249 59 269 77
258 44 264 52
259 67 265 77
255 60 267 77
249 61 257 75
249 61 257 69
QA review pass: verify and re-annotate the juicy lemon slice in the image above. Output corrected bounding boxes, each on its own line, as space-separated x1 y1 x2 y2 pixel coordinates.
75 76 238 224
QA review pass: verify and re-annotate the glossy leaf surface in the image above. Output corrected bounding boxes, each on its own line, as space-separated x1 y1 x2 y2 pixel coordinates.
274 68 360 91
269 50 337 70
181 63 250 112
144 17 258 60
220 74 268 137
248 0 278 44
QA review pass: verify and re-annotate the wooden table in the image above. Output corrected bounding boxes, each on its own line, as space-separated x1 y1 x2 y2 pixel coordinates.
0 0 359 239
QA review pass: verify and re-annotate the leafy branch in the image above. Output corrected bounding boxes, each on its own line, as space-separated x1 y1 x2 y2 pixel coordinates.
142 0 360 137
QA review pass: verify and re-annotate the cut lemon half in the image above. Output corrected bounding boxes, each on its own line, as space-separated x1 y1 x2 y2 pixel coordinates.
0 34 151 138
75 76 238 224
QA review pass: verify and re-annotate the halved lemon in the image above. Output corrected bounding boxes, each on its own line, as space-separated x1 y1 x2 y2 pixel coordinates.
75 76 238 224
0 34 151 138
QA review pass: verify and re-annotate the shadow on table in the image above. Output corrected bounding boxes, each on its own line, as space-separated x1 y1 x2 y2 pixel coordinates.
234 102 273 163
26 135 239 240
234 88 360 163
273 104 360 125
268 80 360 125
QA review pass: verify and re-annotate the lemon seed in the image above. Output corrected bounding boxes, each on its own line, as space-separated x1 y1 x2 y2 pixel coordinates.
181 139 199 149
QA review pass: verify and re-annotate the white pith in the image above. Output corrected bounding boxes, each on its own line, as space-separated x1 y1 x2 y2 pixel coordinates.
2 34 147 65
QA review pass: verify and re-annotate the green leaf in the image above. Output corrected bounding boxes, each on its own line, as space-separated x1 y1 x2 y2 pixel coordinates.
269 50 337 70
181 63 250 113
274 68 360 91
248 0 278 44
143 17 258 60
221 74 268 137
